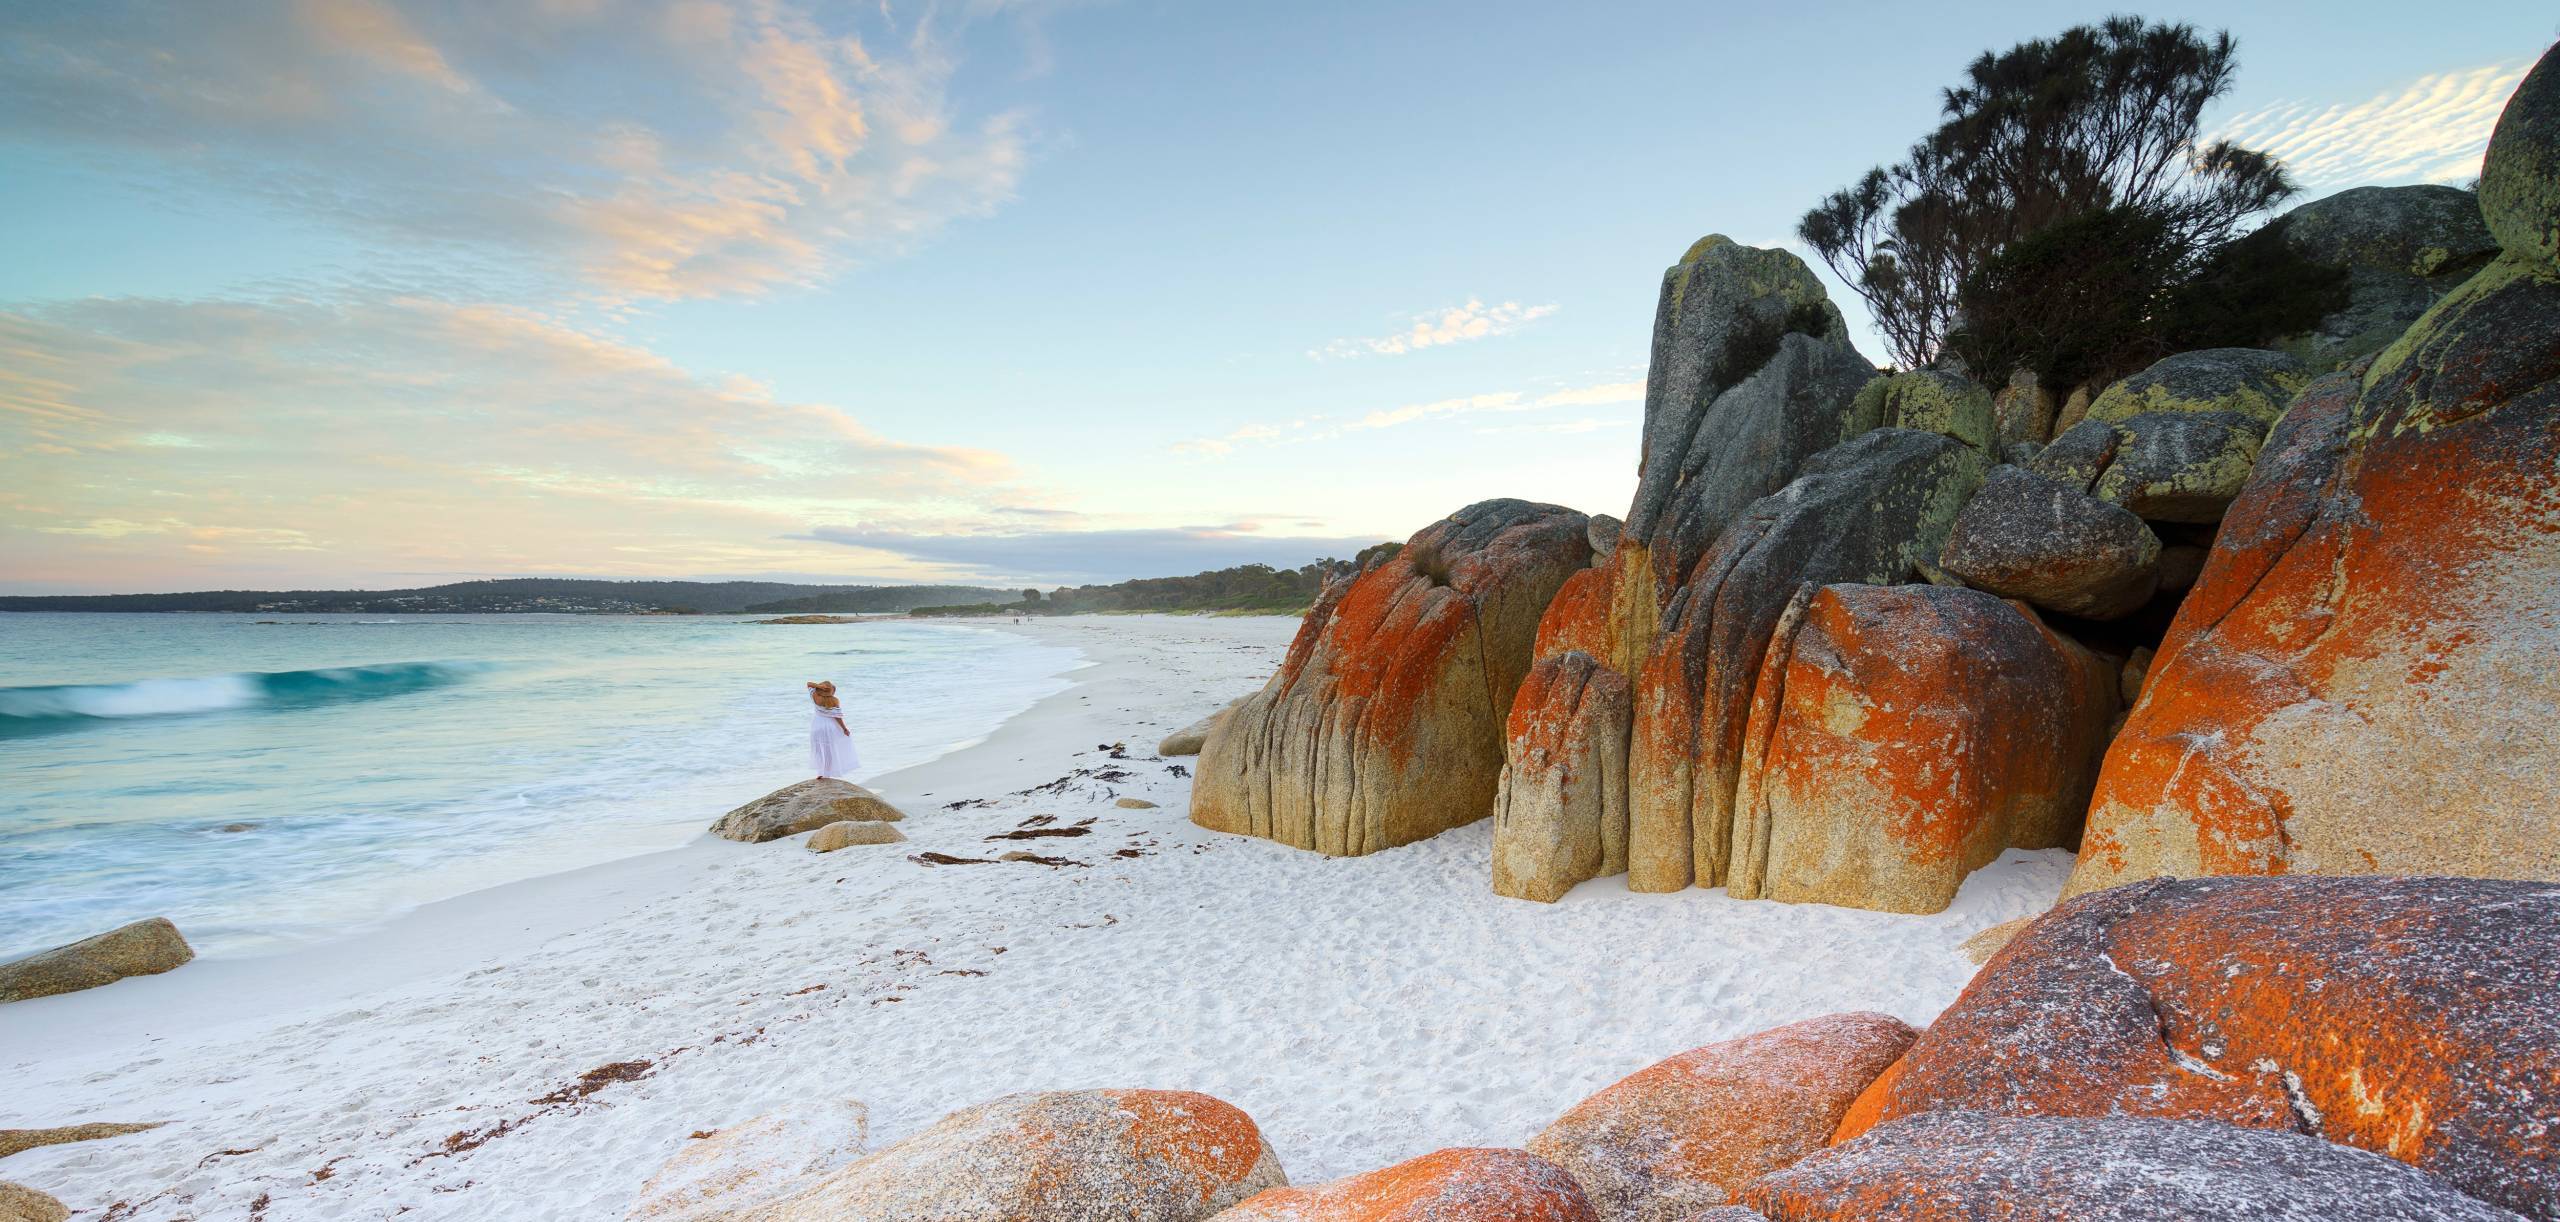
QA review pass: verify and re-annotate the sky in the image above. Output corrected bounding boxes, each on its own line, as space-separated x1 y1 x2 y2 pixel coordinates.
1 1 2550 593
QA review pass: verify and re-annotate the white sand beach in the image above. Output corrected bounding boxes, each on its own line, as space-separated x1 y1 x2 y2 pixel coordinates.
0 614 2069 1219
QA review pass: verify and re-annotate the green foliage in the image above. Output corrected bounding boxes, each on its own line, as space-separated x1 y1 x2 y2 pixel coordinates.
1799 16 2296 368
2157 218 2350 354
1946 208 2349 391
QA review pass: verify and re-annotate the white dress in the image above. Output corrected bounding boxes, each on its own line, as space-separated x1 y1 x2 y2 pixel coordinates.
809 702 861 778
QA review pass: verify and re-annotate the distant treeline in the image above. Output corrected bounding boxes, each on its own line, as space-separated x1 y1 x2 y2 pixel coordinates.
0 578 1014 615
912 545 1402 618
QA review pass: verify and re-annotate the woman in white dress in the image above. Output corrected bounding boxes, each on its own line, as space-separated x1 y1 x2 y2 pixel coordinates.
806 680 861 780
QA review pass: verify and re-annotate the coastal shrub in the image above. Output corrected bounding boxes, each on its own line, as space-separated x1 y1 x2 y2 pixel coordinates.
1945 209 2348 391
1799 16 2297 368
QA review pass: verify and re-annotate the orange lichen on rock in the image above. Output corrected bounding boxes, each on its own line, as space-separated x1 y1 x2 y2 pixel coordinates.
1835 875 2560 1222
1525 1012 1914 1218
1215 1147 1597 1222
1193 500 1590 856
2067 73 2560 896
727 1088 1286 1221
1493 652 1633 903
1727 584 2117 913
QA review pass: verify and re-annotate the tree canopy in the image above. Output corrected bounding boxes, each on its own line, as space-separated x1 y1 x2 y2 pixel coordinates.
1799 17 2297 370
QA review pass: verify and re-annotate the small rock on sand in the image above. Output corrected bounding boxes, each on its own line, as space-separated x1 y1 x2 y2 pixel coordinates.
0 918 194 1004
1115 798 1158 809
807 821 906 852
713 780 906 844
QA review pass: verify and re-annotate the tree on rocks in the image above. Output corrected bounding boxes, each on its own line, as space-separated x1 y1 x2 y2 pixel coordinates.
1798 17 2296 369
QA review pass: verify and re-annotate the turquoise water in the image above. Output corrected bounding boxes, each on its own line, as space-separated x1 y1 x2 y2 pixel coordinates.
0 613 1081 960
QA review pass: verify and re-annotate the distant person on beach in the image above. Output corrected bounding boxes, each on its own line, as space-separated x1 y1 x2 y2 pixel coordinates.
806 680 860 780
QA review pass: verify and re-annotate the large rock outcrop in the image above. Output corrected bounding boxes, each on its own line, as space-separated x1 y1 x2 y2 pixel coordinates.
1725 585 2117 913
0 917 192 1004
725 1089 1283 1221
1732 1113 2527 1221
1524 1012 1913 1220
2067 58 2560 894
712 779 905 844
1626 428 1989 892
1491 652 1632 903
2279 185 2499 366
1213 1148 1596 1222
2071 347 2310 524
1193 500 1589 855
1835 876 2560 1221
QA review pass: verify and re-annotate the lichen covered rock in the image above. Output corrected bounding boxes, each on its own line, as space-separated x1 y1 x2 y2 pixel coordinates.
2480 43 2560 269
0 917 193 1004
1213 1148 1595 1222
2068 246 2560 896
2087 347 2310 428
1726 585 2116 913
1939 464 2161 619
1754 1112 2527 1221
1846 371 1996 453
1492 652 1632 903
1193 500 1590 855
713 779 905 843
1836 876 2560 1221
2279 185 2499 365
1626 428 1989 893
729 1089 1284 1221
1525 1012 1914 1219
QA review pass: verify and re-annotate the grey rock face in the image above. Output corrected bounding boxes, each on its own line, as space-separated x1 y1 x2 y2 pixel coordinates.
1626 428 1991 892
2281 185 2499 366
1640 332 1883 602
1745 1113 2531 1221
2026 419 2120 493
1941 464 2162 619
1626 236 1872 549
0 917 193 1004
2481 43 2560 269
1584 513 1622 559
713 779 906 843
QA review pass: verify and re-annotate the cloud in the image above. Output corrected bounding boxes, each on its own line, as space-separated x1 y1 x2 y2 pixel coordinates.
0 0 1030 301
1173 378 1643 457
1311 298 1559 359
801 523 1392 584
2214 60 2530 191
0 294 1043 589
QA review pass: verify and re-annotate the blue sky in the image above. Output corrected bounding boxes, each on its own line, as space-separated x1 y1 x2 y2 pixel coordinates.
2 0 2548 591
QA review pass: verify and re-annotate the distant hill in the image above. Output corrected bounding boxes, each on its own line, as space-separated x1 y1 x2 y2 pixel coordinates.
912 546 1401 618
0 578 1014 615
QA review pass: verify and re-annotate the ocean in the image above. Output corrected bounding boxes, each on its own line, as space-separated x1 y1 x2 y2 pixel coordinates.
0 613 1083 961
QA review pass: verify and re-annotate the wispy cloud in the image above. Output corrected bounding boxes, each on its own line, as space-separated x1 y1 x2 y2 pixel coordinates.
801 522 1392 584
1174 379 1643 457
1310 298 1559 360
0 1 1030 301
0 294 1044 588
2214 60 2530 192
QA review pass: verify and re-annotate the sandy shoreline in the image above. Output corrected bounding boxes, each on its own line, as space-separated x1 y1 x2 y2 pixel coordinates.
0 613 2066 1219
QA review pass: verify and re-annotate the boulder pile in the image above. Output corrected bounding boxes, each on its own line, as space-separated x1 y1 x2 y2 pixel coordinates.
1175 42 2560 915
